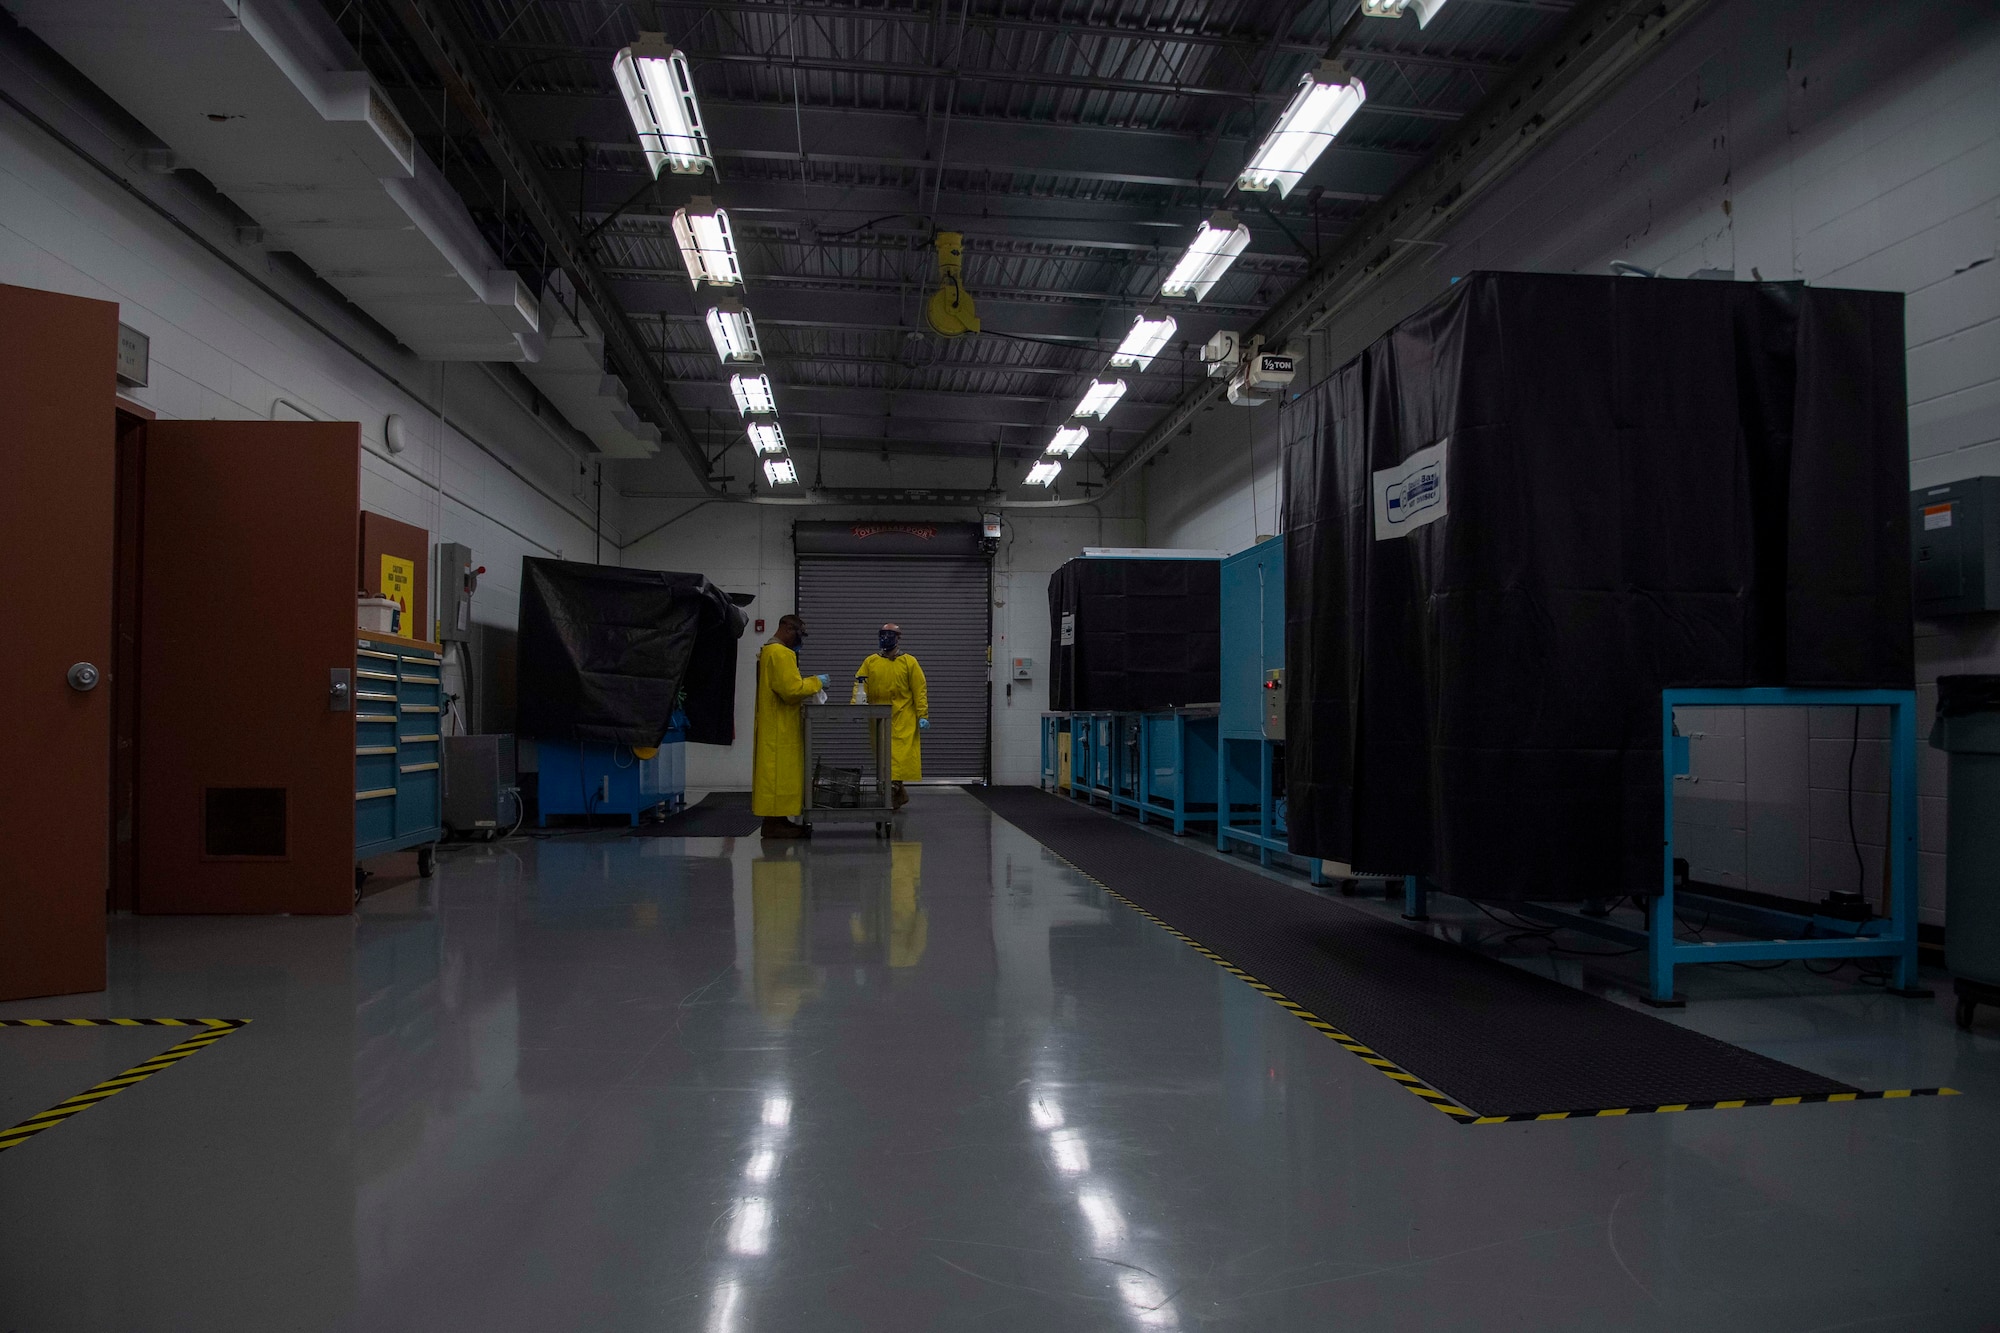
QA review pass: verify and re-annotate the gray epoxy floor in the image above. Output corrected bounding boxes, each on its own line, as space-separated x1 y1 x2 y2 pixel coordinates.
3 787 1998 1332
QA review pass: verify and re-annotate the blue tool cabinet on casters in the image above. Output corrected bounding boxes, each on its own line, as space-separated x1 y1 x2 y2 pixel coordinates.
354 630 443 903
1402 687 1928 1005
1215 538 1328 885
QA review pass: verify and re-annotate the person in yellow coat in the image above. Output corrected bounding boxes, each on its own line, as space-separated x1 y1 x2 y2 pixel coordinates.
753 614 827 839
851 622 928 808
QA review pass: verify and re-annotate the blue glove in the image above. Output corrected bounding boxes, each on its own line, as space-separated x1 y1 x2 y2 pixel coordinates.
918 718 930 730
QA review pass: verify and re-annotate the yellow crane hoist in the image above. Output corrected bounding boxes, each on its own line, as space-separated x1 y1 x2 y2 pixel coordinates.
924 231 980 338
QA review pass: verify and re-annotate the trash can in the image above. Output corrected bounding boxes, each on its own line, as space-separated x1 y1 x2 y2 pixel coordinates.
1930 674 2000 1029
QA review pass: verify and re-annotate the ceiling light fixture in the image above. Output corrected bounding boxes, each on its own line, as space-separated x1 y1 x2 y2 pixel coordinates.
762 456 798 487
1160 212 1253 301
747 420 786 455
1025 458 1063 487
1109 312 1177 371
1361 0 1451 25
730 373 776 417
705 300 762 363
1072 379 1127 419
672 197 742 287
1237 62 1367 198
612 34 712 177
1046 425 1089 457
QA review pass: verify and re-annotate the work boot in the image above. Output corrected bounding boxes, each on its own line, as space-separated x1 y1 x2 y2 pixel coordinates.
761 817 810 839
891 783 909 809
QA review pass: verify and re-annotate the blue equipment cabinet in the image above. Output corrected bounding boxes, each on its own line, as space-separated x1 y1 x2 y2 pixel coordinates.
355 631 444 891
535 732 687 826
1216 538 1326 882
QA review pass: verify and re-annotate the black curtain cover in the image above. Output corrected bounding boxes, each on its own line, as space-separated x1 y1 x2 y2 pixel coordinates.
1282 272 1912 902
515 558 749 747
1048 556 1221 712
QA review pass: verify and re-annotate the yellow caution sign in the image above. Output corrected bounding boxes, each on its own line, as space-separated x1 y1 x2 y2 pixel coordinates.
381 554 415 637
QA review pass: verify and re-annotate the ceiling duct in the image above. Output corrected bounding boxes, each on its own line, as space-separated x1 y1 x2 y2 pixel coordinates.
10 0 541 362
525 271 661 459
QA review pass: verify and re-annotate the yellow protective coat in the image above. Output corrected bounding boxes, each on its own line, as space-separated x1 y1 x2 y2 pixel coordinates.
751 641 824 817
852 651 927 781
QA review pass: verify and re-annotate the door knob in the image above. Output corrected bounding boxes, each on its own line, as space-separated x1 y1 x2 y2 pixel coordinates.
67 662 101 691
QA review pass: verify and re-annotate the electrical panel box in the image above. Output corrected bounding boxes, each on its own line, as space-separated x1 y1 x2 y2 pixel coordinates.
1011 656 1033 680
1262 669 1285 740
437 541 474 642
1913 478 2000 616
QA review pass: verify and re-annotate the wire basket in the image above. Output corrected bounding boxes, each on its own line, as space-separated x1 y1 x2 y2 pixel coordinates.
812 760 864 808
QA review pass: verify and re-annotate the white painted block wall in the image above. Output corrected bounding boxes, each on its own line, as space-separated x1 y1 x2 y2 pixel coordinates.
0 79 606 655
1143 0 2000 925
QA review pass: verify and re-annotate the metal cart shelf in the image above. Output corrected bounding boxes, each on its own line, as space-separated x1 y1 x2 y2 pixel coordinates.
803 703 899 835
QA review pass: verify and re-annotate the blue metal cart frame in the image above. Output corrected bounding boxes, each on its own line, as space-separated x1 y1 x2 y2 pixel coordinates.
1134 708 1219 835
1403 687 1924 1004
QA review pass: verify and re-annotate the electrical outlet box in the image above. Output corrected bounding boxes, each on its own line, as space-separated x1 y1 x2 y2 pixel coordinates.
1913 478 2000 616
437 541 474 642
1262 668 1285 741
1012 656 1033 681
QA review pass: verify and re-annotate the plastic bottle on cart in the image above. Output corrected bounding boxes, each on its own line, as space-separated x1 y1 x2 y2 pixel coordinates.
851 677 868 705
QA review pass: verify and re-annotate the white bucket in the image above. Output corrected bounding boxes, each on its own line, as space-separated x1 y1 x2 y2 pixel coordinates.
358 595 401 634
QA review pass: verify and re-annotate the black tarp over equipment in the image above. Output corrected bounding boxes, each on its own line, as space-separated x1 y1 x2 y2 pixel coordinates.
1283 272 1912 903
515 558 749 747
1048 555 1221 712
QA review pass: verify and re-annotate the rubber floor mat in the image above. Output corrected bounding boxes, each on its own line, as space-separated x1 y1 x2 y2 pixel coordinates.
629 791 762 838
967 786 1906 1121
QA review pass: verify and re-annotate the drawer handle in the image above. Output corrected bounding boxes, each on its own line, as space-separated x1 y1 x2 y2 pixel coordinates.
356 713 396 723
401 704 439 714
356 745 397 756
357 690 397 703
357 648 399 662
357 669 398 682
400 673 441 684
402 733 440 744
399 761 439 774
355 787 396 801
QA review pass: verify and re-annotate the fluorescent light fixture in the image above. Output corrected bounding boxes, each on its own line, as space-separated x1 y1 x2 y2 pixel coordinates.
1072 379 1127 419
763 456 799 487
1160 212 1252 301
1025 458 1063 487
747 421 787 455
730 373 776 417
1109 313 1176 371
672 198 742 288
612 34 712 177
1046 425 1089 457
1362 0 1451 24
1237 62 1367 198
706 300 762 363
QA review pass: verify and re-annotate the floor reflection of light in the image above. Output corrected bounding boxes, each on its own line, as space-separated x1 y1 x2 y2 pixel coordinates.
1076 1189 1127 1246
727 1197 773 1256
1117 1271 1179 1328
1048 1128 1090 1175
705 1278 743 1333
744 1146 779 1183
761 1095 792 1128
1028 1092 1064 1130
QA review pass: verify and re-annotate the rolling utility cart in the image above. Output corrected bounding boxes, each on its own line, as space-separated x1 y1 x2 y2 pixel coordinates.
802 703 897 835
354 629 443 899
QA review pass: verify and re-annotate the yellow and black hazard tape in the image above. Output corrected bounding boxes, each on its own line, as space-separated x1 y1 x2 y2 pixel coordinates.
0 1018 250 1156
1032 848 1962 1125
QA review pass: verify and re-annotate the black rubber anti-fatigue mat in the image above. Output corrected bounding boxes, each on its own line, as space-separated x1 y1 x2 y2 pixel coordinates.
968 786 1868 1120
628 791 762 838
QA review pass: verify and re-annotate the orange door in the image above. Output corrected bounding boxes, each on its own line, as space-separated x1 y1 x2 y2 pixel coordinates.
0 284 119 998
136 421 359 914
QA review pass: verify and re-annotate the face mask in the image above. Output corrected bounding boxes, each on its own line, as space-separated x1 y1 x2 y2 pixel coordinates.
879 631 899 654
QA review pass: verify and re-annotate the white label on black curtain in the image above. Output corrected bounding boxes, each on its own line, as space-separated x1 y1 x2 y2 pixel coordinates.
1060 613 1075 646
1373 439 1449 540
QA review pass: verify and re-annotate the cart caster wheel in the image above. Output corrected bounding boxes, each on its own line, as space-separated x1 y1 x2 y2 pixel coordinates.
354 866 367 905
417 845 436 877
1958 997 1978 1031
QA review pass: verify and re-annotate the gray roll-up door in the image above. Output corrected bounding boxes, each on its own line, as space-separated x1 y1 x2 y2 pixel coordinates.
795 556 991 781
